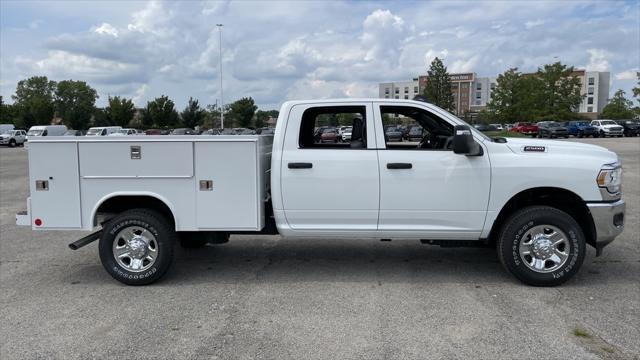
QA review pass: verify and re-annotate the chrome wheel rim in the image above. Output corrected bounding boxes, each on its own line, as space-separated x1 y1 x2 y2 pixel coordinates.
112 226 158 272
519 225 569 273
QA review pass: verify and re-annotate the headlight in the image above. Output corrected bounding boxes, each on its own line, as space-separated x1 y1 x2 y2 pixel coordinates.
597 163 622 194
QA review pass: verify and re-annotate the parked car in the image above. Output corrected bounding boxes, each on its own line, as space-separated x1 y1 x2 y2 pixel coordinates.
407 126 424 141
385 127 404 142
63 130 87 137
341 126 353 141
590 120 623 138
511 122 539 137
564 121 598 138
615 120 640 137
489 124 504 131
538 121 569 138
16 98 626 287
0 129 26 147
170 128 196 135
473 124 498 132
86 126 122 136
202 128 221 135
260 128 275 135
0 124 15 134
320 128 339 143
109 128 139 136
504 124 514 131
27 125 68 140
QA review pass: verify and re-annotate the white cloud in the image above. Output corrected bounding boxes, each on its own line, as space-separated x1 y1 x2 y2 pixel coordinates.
525 19 545 29
585 48 610 71
1 0 638 109
615 70 638 80
94 23 118 37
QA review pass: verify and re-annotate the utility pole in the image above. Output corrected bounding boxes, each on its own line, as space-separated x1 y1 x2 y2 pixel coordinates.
216 24 224 129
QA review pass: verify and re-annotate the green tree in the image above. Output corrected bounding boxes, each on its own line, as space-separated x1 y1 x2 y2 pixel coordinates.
227 97 257 128
11 76 57 129
92 108 110 127
534 62 583 120
633 72 640 101
601 90 635 119
254 110 269 128
146 95 179 128
203 104 221 128
487 68 543 122
181 97 204 129
105 96 136 127
0 96 17 125
423 57 454 112
55 80 98 130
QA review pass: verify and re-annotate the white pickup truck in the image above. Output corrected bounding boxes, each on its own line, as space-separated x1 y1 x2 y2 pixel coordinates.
16 99 625 286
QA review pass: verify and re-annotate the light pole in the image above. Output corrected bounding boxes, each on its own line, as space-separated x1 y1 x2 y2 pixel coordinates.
216 23 224 129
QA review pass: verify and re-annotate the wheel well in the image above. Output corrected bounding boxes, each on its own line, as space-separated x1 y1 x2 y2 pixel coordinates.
488 187 596 247
94 195 175 228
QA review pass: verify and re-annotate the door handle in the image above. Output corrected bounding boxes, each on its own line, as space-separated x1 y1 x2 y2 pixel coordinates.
387 163 412 169
288 162 313 169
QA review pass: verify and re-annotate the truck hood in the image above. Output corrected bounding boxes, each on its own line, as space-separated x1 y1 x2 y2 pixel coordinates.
601 124 623 130
502 138 618 163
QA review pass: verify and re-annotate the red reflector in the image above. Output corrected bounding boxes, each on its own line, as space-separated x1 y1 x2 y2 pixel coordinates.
34 218 42 226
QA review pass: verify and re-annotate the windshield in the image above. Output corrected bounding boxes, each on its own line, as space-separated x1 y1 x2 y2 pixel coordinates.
548 123 561 128
577 122 589 126
116 129 129 134
27 130 44 136
601 120 617 125
86 128 102 135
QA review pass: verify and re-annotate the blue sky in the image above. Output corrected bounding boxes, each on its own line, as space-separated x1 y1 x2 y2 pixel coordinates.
1 0 638 110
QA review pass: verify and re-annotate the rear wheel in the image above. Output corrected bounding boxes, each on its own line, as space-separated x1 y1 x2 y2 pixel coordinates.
497 206 586 286
99 209 175 285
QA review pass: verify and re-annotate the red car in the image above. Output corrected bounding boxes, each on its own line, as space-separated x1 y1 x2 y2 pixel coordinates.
511 122 539 137
320 129 339 143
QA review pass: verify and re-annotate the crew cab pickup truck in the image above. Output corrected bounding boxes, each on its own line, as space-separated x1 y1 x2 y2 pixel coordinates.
16 99 626 286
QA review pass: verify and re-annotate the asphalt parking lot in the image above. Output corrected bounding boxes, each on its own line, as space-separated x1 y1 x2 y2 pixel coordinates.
1 137 638 359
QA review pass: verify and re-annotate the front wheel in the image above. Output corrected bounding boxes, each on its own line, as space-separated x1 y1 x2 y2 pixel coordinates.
600 130 605 137
99 209 176 285
497 206 586 286
8 139 16 147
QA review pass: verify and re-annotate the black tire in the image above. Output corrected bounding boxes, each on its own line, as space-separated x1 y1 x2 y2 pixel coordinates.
99 209 175 285
497 206 586 286
578 131 583 138
9 139 16 147
600 130 605 138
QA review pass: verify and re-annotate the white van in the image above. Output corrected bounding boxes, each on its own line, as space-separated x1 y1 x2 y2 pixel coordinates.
86 126 122 136
0 124 15 134
26 125 68 140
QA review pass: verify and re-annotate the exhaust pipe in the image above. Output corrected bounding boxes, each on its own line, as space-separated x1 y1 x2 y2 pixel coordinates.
68 230 102 250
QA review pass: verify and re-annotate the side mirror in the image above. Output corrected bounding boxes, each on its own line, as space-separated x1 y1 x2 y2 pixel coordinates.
453 125 483 156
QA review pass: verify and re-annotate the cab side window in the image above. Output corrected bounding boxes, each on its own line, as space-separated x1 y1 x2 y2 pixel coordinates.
299 106 367 149
380 106 453 150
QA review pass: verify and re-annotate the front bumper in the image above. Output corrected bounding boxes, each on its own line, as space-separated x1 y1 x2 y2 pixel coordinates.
586 199 625 255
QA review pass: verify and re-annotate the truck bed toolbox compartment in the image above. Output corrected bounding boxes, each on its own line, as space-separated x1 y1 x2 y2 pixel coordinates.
79 142 193 178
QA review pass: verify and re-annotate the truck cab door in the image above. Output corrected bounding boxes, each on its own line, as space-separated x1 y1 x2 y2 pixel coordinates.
373 102 490 239
278 102 379 232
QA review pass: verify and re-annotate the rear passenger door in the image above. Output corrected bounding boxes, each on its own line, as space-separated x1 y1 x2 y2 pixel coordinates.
279 103 379 231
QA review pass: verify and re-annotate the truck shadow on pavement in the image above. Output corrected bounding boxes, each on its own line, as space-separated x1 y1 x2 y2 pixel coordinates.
165 237 515 285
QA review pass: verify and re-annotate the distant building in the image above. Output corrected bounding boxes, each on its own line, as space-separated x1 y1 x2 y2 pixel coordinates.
378 80 420 100
578 71 610 119
379 70 610 120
